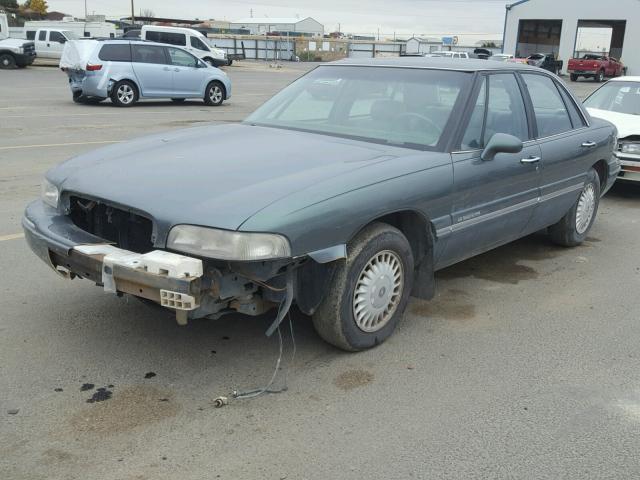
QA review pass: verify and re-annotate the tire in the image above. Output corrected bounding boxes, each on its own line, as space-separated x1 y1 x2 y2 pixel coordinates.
204 81 225 106
171 98 186 103
570 74 578 82
595 70 605 83
548 168 601 247
110 80 138 107
312 222 415 351
0 53 16 69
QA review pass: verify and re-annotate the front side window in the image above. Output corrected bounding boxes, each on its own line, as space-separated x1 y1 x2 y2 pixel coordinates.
38 31 47 41
49 31 66 43
246 66 471 149
460 73 529 150
132 45 167 65
584 81 640 116
522 73 573 137
190 36 209 51
168 47 198 67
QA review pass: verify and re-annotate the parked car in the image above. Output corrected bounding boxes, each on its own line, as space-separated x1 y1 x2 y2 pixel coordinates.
59 39 231 107
526 53 563 74
584 76 640 183
140 25 228 67
23 58 619 351
490 53 514 62
428 51 469 59
0 13 36 69
34 28 80 59
567 54 625 82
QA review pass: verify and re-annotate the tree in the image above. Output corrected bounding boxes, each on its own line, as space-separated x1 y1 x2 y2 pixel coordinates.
140 8 154 18
0 0 20 11
22 0 47 15
481 41 498 49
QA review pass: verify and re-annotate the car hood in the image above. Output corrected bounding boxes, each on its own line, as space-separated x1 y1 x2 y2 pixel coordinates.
49 123 406 235
587 108 640 139
0 38 33 48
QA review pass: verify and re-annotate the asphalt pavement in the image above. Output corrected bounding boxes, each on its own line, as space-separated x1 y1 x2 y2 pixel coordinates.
1 63 639 480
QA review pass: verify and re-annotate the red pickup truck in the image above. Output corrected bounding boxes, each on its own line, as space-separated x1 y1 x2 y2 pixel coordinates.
567 54 625 82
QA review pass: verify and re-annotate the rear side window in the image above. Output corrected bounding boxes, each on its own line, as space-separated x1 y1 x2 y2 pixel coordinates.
522 74 573 137
557 84 586 128
38 31 46 41
145 30 186 46
132 45 167 64
99 44 132 62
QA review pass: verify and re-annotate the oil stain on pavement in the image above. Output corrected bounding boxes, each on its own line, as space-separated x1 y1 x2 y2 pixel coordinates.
334 370 374 390
410 289 476 321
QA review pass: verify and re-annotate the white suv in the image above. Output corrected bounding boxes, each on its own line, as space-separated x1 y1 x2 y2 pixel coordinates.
141 25 227 67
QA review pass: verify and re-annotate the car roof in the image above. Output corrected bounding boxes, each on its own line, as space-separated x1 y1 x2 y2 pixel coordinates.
328 56 543 73
608 76 640 83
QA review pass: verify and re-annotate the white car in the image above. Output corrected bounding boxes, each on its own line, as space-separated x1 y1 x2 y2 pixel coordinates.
584 76 640 183
426 51 469 59
140 25 228 67
490 54 514 62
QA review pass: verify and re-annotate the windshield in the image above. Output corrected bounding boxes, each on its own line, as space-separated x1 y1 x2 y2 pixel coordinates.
63 30 79 40
585 82 640 115
245 66 470 149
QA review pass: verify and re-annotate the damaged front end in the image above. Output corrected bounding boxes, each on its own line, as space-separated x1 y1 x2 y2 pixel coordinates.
23 194 341 329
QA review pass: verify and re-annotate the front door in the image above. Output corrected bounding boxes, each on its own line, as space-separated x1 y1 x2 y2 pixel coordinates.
131 45 173 97
47 31 67 59
440 73 542 267
166 47 205 96
35 30 51 58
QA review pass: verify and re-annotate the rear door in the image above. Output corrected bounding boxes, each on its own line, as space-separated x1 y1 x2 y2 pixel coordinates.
35 30 50 58
131 44 173 97
166 47 205 96
520 73 595 230
440 72 542 266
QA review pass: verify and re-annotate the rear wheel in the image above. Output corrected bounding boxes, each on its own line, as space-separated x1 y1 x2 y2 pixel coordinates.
0 53 16 69
110 80 138 107
595 69 605 82
312 223 414 351
549 168 601 247
204 81 225 106
570 74 578 82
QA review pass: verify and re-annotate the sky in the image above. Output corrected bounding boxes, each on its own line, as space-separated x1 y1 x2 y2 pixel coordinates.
46 0 508 39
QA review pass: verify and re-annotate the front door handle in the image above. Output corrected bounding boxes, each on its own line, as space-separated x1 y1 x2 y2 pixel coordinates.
582 141 597 148
520 156 541 164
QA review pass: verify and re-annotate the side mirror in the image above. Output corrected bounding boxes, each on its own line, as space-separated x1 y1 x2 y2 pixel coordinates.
59 37 67 44
481 133 523 161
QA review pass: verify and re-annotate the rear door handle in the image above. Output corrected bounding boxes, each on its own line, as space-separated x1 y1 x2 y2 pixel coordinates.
520 156 541 164
582 141 597 148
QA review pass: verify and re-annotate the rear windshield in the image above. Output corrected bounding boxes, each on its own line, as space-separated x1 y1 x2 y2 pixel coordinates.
99 44 132 62
585 81 640 115
245 66 471 149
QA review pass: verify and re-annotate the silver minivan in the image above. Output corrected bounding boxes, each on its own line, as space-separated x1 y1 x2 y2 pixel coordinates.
60 39 232 107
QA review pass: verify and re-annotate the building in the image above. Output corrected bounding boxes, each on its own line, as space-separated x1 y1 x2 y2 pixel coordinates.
404 37 442 55
229 17 323 36
503 0 639 74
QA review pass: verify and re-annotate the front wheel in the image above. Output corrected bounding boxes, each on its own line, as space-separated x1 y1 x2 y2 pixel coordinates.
204 81 225 106
312 223 414 351
548 168 601 247
0 53 16 69
595 70 605 83
570 74 578 82
110 80 138 107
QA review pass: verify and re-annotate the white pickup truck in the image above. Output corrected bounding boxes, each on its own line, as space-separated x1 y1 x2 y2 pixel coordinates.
0 13 36 69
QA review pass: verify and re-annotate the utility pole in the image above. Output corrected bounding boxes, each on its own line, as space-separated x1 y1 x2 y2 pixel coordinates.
130 0 135 25
84 0 87 19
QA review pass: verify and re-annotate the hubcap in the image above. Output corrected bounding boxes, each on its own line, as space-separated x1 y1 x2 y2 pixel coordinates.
353 250 404 333
209 85 222 103
576 183 596 234
117 84 134 104
1 58 8 66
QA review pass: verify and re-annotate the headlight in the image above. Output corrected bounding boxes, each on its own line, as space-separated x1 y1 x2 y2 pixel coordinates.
41 180 59 208
167 225 291 261
620 142 640 155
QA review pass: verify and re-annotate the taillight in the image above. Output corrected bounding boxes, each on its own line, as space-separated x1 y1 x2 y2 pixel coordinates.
86 63 102 71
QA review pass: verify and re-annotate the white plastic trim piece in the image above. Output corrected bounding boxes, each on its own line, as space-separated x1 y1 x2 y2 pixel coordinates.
160 290 197 311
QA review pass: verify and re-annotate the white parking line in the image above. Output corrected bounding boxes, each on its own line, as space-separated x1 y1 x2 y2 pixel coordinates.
0 233 24 242
0 140 121 151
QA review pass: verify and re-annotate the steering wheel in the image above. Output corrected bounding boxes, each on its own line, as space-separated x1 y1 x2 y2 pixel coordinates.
394 112 443 138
